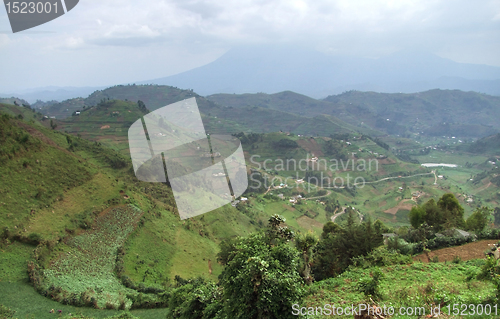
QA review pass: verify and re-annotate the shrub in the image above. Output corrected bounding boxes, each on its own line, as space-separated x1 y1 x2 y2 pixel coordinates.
0 304 15 319
478 256 500 280
28 232 42 244
357 268 384 300
352 246 413 268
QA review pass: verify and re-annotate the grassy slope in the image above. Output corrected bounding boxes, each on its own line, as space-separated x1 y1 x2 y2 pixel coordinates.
0 114 93 236
0 97 30 106
0 105 265 317
56 99 145 154
306 259 496 319
41 97 86 119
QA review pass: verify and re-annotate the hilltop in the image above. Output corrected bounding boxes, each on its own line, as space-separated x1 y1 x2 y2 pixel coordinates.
34 85 363 140
36 84 500 140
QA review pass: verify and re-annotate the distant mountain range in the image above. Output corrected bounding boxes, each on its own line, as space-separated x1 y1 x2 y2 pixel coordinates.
22 84 500 139
209 89 500 138
141 46 500 98
4 47 499 104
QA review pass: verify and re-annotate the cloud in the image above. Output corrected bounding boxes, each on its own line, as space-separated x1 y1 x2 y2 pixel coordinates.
0 0 498 91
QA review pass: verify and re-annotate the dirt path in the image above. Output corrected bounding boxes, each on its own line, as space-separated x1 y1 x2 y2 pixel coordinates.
322 172 435 189
360 172 435 185
331 207 347 222
476 182 493 193
330 207 364 223
303 190 332 201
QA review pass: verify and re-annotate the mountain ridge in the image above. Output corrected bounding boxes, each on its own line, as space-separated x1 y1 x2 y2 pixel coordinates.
141 46 500 97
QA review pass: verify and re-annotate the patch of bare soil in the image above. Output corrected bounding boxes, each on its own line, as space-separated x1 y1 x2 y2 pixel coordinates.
297 139 324 157
17 121 58 147
413 239 498 263
378 157 396 165
296 215 324 231
384 199 414 215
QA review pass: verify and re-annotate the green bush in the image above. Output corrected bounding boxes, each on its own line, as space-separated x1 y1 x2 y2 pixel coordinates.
167 278 219 319
28 232 42 244
0 304 15 319
357 268 384 300
352 246 413 268
452 255 462 264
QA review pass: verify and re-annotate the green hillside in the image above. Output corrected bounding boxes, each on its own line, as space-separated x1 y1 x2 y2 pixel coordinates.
325 89 500 138
0 97 30 106
36 85 364 137
39 85 198 119
40 97 86 119
55 99 147 154
207 90 335 117
209 89 500 139
0 105 268 317
468 133 500 155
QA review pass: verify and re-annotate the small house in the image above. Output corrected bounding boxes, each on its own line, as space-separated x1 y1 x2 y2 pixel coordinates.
454 229 471 238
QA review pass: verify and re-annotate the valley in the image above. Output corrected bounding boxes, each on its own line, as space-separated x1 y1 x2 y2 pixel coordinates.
1 85 500 318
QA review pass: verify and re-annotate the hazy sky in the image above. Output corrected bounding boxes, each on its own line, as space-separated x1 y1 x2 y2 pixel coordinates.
0 0 499 92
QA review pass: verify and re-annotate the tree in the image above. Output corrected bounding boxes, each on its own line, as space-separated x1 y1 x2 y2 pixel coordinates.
373 220 390 234
50 119 57 130
494 208 500 226
422 198 442 230
274 139 298 149
266 214 294 244
322 221 341 238
158 117 170 131
466 206 492 232
295 232 318 285
437 193 465 228
409 206 426 229
313 218 383 280
137 100 149 114
217 216 305 319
